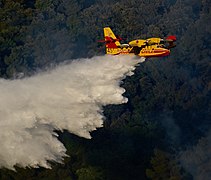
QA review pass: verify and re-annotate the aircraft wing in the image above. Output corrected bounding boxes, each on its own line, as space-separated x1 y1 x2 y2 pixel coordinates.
129 39 147 47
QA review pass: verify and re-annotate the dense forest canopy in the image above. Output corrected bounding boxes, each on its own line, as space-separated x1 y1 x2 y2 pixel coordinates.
0 0 210 179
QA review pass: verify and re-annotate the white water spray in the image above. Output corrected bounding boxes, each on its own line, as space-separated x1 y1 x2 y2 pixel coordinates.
0 55 144 169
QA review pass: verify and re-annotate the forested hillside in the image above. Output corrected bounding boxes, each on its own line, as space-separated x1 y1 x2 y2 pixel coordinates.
0 0 210 179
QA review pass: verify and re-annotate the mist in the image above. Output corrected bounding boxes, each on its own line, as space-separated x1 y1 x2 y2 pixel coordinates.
0 55 144 170
179 130 211 180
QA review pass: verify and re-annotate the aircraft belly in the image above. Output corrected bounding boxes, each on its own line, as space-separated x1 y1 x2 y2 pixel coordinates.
139 51 170 57
138 48 170 57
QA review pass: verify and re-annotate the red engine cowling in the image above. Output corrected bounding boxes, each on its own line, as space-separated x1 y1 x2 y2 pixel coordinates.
166 35 176 41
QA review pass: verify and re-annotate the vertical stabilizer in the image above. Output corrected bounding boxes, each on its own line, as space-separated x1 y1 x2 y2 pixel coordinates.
103 27 121 47
103 27 121 54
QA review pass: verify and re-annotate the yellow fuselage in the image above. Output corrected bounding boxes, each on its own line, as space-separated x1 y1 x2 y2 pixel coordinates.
106 37 170 57
106 45 170 57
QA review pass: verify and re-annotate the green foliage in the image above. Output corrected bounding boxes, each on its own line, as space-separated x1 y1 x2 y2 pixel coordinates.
76 166 104 180
35 0 52 10
146 149 182 180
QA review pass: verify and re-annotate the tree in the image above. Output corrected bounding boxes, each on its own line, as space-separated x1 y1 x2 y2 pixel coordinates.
76 166 104 180
146 149 182 180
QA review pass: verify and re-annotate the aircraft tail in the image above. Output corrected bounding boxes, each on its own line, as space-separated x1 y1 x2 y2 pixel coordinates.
103 27 121 54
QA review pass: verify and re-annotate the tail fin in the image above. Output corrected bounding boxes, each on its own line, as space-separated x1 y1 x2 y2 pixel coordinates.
103 27 121 47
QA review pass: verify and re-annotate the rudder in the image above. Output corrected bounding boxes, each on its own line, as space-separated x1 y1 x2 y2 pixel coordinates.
103 27 121 47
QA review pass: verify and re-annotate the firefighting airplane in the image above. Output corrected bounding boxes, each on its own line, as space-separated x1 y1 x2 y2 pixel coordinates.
99 27 176 57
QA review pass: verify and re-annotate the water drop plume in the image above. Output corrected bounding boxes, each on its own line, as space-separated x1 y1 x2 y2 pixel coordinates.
0 55 145 169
